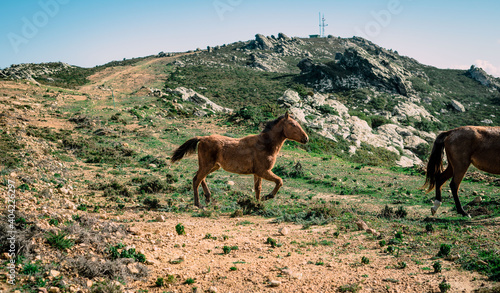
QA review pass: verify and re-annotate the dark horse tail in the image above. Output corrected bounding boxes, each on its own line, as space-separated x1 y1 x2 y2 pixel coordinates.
423 131 451 192
171 137 200 163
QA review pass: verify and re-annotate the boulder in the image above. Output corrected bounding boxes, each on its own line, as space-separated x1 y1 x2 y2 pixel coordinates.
278 89 301 107
297 43 415 96
450 99 466 112
466 65 500 90
255 34 275 50
171 87 232 113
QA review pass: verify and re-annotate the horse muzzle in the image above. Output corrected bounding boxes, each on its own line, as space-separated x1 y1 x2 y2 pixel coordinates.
301 136 309 144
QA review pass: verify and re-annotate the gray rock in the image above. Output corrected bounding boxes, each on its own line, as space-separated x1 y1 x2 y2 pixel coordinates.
172 87 232 113
466 65 500 90
450 99 466 112
278 89 301 107
277 32 291 41
255 34 275 50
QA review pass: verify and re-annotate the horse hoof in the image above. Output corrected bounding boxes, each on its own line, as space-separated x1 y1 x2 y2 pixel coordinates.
263 194 274 201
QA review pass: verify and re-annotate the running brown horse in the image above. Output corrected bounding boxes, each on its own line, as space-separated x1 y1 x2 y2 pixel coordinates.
170 112 309 207
423 126 500 217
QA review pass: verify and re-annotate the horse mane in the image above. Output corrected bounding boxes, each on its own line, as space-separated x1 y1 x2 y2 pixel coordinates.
262 115 286 133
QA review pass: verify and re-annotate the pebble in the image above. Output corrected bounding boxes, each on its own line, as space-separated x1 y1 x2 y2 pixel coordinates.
473 196 482 204
356 220 369 231
49 270 60 278
49 287 60 293
278 226 289 236
209 286 218 293
269 280 281 287
127 263 140 274
156 215 166 222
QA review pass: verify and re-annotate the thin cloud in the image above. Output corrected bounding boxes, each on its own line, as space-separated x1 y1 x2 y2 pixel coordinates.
475 59 500 77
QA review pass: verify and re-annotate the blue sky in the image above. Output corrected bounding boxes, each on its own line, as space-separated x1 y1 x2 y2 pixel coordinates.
1 0 499 76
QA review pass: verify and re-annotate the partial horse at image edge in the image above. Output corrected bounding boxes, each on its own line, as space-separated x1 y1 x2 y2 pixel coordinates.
423 126 500 217
170 112 309 207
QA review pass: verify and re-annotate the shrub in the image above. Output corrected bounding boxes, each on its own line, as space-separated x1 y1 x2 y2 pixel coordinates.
139 177 170 194
156 277 165 287
379 205 407 219
361 256 369 264
143 196 160 210
222 246 232 254
175 223 186 235
437 244 452 257
439 281 451 293
433 261 442 273
266 237 277 248
46 231 74 251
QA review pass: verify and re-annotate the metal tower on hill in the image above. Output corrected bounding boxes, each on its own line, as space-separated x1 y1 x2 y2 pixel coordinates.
319 12 328 37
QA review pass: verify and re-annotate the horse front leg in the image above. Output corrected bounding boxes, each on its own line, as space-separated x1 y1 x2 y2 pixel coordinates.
253 175 262 201
258 170 283 201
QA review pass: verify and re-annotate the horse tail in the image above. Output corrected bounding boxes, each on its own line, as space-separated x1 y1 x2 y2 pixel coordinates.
423 131 451 192
171 137 201 163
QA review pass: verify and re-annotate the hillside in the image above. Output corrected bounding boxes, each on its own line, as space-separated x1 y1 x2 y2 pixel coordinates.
1 34 500 292
3 34 499 168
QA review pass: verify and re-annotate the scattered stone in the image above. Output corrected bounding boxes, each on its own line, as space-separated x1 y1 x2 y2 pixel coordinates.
156 215 166 222
356 220 369 231
38 289 48 293
49 270 60 278
366 228 379 237
58 187 69 195
39 188 53 198
127 263 140 275
86 280 93 288
227 181 235 186
278 226 290 236
48 287 60 293
209 286 218 293
269 280 281 287
473 196 483 204
1 252 9 259
450 99 466 112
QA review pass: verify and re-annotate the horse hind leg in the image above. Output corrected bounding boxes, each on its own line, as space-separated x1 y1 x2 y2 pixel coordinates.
193 165 217 207
201 165 220 204
432 166 453 215
449 167 470 217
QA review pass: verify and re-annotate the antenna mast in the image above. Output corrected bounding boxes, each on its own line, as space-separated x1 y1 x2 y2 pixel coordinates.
319 12 328 37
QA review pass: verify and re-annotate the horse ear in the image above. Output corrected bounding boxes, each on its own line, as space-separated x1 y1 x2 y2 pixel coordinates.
284 111 290 119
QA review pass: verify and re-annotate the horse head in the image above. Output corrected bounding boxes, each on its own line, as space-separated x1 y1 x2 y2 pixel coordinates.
282 112 309 144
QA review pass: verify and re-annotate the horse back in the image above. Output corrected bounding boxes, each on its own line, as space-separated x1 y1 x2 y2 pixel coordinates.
446 126 500 174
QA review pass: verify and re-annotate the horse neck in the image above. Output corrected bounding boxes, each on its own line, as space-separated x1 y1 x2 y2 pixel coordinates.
260 126 287 153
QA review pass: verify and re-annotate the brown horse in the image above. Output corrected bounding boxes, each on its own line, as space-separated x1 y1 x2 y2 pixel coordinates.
423 126 500 217
170 112 309 207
